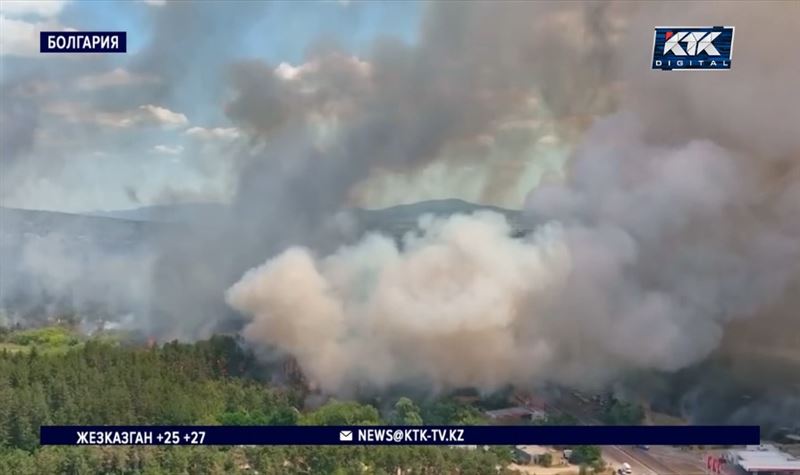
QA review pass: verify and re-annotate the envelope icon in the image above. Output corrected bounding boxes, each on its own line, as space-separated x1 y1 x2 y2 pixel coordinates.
339 430 353 442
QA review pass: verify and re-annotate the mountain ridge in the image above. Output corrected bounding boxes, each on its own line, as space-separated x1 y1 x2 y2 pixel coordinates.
86 198 520 223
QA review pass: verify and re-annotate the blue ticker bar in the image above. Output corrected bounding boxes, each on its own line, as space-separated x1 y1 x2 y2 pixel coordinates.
41 425 760 446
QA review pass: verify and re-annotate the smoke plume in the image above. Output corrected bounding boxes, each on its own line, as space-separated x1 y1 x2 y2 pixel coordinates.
3 0 798 426
225 1 800 418
227 213 570 393
148 1 627 338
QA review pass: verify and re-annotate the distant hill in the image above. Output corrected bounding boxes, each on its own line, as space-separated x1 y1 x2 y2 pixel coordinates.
0 206 163 251
0 207 164 325
1 200 529 258
90 199 521 226
355 199 524 235
0 200 528 323
90 203 229 223
1 199 527 252
363 198 515 218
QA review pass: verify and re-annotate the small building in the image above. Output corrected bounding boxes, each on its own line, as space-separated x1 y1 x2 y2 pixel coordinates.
514 445 550 465
725 445 800 474
528 408 547 422
513 391 548 412
485 406 547 424
449 445 480 450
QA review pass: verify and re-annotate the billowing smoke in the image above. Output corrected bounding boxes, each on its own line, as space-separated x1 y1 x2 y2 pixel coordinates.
148 1 627 338
227 213 570 393
227 118 799 392
3 0 798 427
224 1 800 424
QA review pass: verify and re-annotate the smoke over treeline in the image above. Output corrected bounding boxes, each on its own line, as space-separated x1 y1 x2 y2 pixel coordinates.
0 208 156 329
2 1 799 427
221 1 799 427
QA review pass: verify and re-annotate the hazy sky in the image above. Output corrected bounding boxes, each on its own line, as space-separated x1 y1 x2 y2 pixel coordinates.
0 0 433 212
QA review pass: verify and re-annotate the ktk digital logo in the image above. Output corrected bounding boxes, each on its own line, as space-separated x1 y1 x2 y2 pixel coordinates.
652 26 734 71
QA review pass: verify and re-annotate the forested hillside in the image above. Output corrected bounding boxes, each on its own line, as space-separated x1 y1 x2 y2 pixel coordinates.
0 329 513 474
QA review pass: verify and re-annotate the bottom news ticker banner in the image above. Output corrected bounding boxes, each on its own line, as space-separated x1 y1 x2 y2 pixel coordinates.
41 425 759 446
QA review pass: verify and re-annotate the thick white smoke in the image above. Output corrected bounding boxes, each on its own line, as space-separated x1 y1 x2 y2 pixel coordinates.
227 213 570 392
227 117 797 393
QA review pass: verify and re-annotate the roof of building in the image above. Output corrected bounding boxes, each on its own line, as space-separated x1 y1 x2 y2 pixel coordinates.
484 406 534 419
729 445 800 472
515 445 550 456
513 391 548 410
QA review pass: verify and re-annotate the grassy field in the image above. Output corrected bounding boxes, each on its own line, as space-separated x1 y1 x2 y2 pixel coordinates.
0 342 30 353
0 325 93 354
0 323 132 355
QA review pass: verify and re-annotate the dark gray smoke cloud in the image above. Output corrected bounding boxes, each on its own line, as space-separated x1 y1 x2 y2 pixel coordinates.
525 2 800 425
131 1 269 106
527 0 800 376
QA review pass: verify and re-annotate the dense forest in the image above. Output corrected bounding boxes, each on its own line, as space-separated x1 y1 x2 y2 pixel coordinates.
0 326 517 474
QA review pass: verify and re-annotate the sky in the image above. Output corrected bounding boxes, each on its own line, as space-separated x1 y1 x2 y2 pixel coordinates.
0 0 433 213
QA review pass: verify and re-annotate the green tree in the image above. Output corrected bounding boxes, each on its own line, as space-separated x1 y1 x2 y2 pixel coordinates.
300 400 380 426
61 448 92 475
536 413 579 425
569 445 602 465
0 329 524 473
0 449 35 475
421 399 484 425
602 399 645 425
391 397 423 425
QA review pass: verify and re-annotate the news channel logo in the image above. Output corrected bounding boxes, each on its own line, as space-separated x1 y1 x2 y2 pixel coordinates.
652 26 734 71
